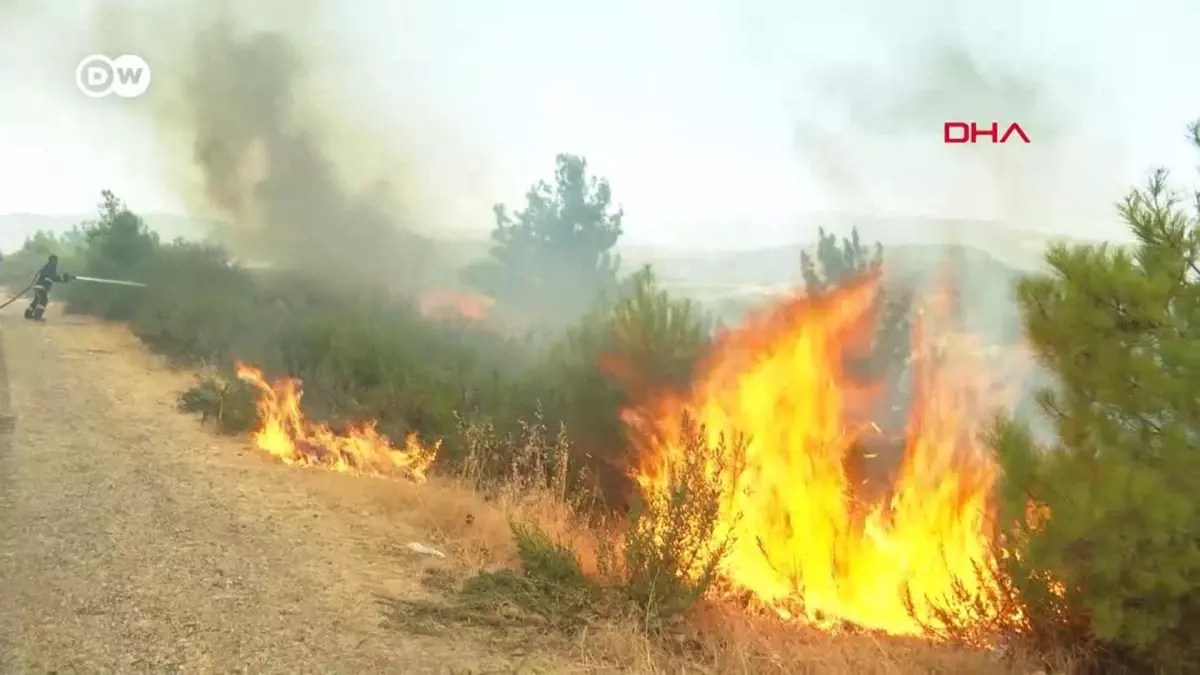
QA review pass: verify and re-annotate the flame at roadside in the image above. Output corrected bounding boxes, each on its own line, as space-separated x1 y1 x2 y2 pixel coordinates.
627 271 1021 635
235 363 438 482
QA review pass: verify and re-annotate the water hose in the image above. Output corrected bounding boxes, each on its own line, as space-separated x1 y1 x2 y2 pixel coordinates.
0 279 36 310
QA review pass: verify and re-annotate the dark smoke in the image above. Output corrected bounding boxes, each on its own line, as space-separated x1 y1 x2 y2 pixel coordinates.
179 19 430 287
4 0 487 293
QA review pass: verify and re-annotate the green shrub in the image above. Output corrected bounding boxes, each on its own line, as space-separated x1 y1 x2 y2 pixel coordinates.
459 521 601 631
127 245 262 363
178 376 259 434
510 521 591 592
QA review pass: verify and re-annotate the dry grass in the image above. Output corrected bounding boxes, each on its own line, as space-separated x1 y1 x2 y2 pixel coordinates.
370 415 1064 674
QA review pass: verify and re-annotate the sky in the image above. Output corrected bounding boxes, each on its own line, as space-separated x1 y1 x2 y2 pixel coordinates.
2 0 1200 249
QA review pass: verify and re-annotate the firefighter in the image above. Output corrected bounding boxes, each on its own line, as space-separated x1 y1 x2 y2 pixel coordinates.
24 255 73 321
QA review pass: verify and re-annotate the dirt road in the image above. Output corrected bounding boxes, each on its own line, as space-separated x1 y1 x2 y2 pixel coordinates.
0 306 535 673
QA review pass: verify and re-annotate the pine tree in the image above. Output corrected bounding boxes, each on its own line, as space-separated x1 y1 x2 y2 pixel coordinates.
800 227 880 292
992 125 1200 668
801 227 913 421
463 154 623 327
548 266 712 506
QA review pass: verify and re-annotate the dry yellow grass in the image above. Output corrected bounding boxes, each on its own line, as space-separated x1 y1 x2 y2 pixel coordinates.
383 480 1060 673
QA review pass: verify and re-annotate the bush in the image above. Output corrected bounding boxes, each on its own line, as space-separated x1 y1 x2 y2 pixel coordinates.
177 376 259 434
399 416 740 642
542 266 713 506
617 416 744 627
433 521 604 632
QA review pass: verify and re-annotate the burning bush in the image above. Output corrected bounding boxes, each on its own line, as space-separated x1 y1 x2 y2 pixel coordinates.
620 269 1022 636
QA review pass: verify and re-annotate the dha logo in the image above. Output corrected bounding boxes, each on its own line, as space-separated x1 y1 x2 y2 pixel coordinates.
943 121 1030 144
75 54 151 98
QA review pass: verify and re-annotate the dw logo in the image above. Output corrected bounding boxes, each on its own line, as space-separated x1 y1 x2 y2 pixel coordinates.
75 54 151 98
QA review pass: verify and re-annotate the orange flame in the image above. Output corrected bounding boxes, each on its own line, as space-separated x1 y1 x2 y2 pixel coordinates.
235 363 439 482
628 272 1020 635
419 288 494 322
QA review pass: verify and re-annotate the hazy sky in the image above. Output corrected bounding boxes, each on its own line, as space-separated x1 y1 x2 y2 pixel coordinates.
2 0 1200 247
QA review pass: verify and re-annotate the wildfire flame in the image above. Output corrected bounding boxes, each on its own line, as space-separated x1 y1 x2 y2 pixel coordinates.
419 288 494 322
235 363 439 482
627 272 1022 635
230 268 1025 636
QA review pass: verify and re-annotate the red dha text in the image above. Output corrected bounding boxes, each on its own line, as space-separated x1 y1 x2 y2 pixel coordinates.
943 122 1030 144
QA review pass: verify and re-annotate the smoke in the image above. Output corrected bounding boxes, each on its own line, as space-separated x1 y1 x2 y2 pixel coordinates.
6 0 494 292
161 15 433 287
819 46 1085 442
792 42 1130 245
0 0 35 16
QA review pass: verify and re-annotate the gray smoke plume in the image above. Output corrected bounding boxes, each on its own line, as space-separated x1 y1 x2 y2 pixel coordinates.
4 0 494 293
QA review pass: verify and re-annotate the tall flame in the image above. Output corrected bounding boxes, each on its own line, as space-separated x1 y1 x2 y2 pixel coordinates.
235 363 438 482
628 272 1017 635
